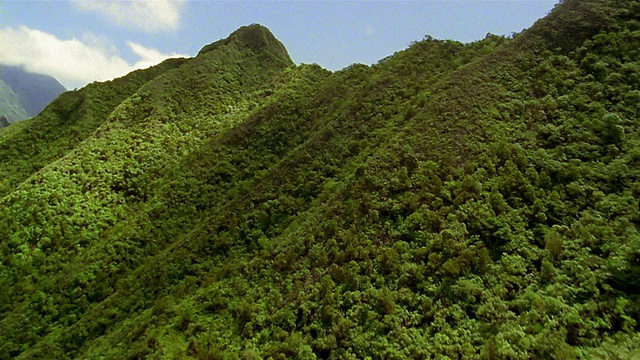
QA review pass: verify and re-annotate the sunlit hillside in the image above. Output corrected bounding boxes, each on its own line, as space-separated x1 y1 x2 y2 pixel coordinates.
1 1 639 358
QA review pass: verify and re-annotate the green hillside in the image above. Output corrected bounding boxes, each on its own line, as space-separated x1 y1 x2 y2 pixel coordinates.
1 2 640 358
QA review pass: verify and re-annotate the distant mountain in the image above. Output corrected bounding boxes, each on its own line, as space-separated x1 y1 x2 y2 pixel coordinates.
0 65 66 125
0 77 28 122
1 4 640 359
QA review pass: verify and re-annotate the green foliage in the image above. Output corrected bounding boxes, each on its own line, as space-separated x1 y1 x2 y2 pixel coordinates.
1 3 640 359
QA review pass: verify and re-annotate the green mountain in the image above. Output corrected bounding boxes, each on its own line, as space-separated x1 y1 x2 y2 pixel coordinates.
0 65 66 124
1 1 639 357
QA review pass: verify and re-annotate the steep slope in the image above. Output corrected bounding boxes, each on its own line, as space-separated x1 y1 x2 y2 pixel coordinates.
0 57 186 198
0 65 67 120
1 2 640 359
0 24 296 359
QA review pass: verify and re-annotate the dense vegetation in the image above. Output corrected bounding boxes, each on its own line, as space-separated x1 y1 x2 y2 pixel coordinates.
0 65 66 124
1 1 639 358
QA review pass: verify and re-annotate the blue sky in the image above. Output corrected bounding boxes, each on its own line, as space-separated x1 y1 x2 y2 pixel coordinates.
0 1 557 89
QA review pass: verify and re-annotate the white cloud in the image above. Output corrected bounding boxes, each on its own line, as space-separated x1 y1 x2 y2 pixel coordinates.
73 0 186 33
80 32 120 57
128 41 179 69
0 26 188 89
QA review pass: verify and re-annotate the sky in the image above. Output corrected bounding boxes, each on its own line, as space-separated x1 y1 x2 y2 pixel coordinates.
0 0 558 90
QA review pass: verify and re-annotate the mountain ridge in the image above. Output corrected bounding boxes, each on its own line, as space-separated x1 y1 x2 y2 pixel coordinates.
1 5 640 359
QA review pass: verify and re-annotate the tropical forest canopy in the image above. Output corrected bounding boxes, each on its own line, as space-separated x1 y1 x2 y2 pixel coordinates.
0 0 639 358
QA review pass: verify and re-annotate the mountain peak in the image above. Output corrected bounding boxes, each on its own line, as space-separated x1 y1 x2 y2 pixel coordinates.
197 24 293 66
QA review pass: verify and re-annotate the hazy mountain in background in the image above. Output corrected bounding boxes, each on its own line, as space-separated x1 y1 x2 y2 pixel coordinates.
0 65 66 125
1 1 640 358
0 77 28 122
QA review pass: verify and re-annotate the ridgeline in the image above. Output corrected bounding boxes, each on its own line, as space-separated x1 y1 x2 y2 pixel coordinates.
1 3 640 359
